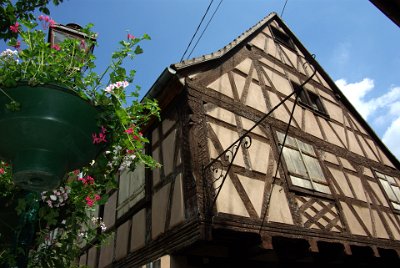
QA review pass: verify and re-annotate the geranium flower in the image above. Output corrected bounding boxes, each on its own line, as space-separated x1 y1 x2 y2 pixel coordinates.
0 168 4 174
127 33 135 40
9 22 19 33
51 44 61 51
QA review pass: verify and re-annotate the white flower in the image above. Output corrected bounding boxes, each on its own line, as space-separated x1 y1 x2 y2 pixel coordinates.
50 195 57 201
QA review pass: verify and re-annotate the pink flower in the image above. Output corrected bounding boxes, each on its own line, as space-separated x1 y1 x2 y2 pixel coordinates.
94 194 101 201
51 44 61 51
38 15 45 21
73 169 80 175
0 168 4 174
127 33 135 40
133 132 142 141
86 175 95 185
85 196 94 207
48 19 56 27
9 22 19 33
125 128 134 134
80 39 86 49
101 126 107 134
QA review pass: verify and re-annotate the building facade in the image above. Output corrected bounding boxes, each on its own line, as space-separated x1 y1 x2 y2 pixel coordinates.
79 13 400 267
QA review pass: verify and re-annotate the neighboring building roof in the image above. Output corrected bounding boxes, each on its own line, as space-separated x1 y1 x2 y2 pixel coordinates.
370 0 400 27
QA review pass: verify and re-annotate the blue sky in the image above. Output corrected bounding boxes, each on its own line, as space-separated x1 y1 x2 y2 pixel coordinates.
2 0 400 159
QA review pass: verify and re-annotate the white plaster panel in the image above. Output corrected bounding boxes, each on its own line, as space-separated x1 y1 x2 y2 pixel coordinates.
131 209 146 251
237 174 265 217
98 233 115 268
233 72 246 98
317 89 336 103
347 174 367 202
266 68 293 96
286 71 301 85
266 36 278 59
339 157 356 171
247 139 271 174
162 117 176 135
245 81 267 112
206 105 236 126
259 57 284 75
235 58 252 75
372 209 389 239
169 173 185 228
267 184 294 224
115 221 130 260
162 128 177 176
340 202 367 236
79 253 87 266
358 135 379 162
377 147 395 168
87 247 98 268
152 183 170 239
367 181 389 207
304 109 323 139
281 46 297 68
322 151 339 165
208 122 246 167
215 175 249 217
363 167 374 178
324 101 344 124
103 192 117 228
250 33 266 51
152 147 161 186
353 205 373 235
262 26 272 36
319 119 344 147
152 127 159 146
365 138 381 163
207 73 234 98
268 91 291 123
328 167 353 198
383 212 400 240
241 117 265 136
347 131 365 156
350 114 368 135
331 123 347 148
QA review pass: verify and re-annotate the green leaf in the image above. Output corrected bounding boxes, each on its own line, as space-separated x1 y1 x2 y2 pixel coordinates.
134 45 143 55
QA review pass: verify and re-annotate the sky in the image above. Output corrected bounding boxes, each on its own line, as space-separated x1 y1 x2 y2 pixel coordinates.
2 0 400 160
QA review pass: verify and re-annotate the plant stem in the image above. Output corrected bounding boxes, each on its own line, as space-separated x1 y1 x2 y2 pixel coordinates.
0 87 18 103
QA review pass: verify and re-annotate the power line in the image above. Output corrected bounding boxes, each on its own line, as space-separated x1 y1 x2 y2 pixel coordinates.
280 0 288 17
187 0 223 59
180 0 215 61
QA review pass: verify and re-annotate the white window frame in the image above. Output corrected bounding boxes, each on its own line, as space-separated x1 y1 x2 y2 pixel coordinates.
277 132 331 195
375 171 400 211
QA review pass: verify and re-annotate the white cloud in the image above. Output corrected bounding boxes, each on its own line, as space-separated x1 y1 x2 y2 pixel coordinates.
335 78 374 119
335 78 400 160
382 117 400 160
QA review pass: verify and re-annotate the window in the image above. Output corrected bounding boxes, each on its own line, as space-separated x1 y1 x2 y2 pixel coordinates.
376 171 400 211
277 132 331 194
294 83 327 115
271 26 295 50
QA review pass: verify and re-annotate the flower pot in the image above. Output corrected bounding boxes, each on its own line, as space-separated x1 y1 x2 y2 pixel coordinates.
0 84 103 191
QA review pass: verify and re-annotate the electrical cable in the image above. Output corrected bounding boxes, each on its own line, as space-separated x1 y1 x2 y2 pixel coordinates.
187 0 223 60
280 0 288 18
180 0 215 61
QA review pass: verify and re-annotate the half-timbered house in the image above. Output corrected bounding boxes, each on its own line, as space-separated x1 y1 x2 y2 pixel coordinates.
79 12 400 267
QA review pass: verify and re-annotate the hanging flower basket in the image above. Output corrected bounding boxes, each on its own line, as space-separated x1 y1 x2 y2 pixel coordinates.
0 84 103 191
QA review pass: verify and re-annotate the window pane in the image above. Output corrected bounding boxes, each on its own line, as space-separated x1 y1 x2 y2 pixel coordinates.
283 147 307 177
314 183 331 194
386 175 396 184
290 175 312 189
392 186 400 202
303 155 326 182
277 132 297 147
392 202 400 211
380 179 398 202
297 139 315 156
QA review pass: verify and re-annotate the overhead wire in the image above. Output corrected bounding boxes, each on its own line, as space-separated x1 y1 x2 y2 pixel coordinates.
180 0 215 62
187 0 223 59
280 0 289 17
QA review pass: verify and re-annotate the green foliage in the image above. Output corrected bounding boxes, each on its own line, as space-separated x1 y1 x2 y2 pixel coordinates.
0 15 160 267
0 0 64 41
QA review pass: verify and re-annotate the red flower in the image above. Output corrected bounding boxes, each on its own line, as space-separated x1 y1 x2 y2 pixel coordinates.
127 33 135 40
0 168 4 175
9 22 19 33
94 194 101 201
85 196 94 207
73 170 80 175
51 44 61 51
125 128 134 134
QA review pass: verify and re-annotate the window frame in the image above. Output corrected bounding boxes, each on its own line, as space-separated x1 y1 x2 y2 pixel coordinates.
293 83 329 117
276 131 332 197
270 25 296 51
375 170 400 212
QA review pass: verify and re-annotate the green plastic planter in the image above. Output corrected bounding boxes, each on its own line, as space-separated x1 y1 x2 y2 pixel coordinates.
0 84 103 192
